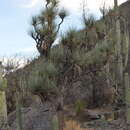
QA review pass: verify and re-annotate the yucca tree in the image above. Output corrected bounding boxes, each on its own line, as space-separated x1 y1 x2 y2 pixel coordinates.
30 0 67 56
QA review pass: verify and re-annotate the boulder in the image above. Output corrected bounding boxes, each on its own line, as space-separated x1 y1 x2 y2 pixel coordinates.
8 102 55 130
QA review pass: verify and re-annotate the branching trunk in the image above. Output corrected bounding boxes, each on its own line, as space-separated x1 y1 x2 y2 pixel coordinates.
52 115 59 130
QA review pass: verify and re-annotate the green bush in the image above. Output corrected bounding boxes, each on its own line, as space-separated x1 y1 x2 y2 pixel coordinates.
28 61 58 93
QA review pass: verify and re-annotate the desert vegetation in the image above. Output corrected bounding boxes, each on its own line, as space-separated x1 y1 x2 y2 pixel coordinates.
1 0 130 130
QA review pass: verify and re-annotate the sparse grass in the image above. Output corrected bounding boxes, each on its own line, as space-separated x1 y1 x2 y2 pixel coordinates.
75 100 87 115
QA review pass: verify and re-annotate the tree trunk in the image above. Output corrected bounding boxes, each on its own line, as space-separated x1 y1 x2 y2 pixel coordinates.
125 73 130 125
16 91 23 130
114 0 118 7
114 0 124 104
52 115 59 130
0 65 8 130
0 91 8 130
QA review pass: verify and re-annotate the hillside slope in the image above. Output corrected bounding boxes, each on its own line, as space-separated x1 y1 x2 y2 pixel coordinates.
7 1 130 130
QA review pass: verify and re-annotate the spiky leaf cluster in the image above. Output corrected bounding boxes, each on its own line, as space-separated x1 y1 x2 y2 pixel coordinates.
59 27 115 68
58 9 68 20
83 14 96 29
30 0 67 56
61 29 86 50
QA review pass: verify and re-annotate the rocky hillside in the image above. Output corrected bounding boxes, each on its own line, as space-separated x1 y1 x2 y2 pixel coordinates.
6 1 130 130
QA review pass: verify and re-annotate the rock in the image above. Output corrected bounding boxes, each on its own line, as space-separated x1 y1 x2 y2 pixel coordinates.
8 102 55 130
86 109 101 120
64 78 93 107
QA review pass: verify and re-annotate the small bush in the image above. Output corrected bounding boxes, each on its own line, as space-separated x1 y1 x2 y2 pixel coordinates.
28 61 58 93
75 100 87 115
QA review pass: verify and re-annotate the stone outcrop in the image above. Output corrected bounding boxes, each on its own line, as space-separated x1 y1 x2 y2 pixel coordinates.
8 102 55 130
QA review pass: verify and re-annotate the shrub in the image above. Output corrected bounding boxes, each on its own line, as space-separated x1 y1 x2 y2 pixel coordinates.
28 61 58 93
75 100 87 115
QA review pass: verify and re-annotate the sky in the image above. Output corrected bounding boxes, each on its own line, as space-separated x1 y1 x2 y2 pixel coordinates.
0 0 128 58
